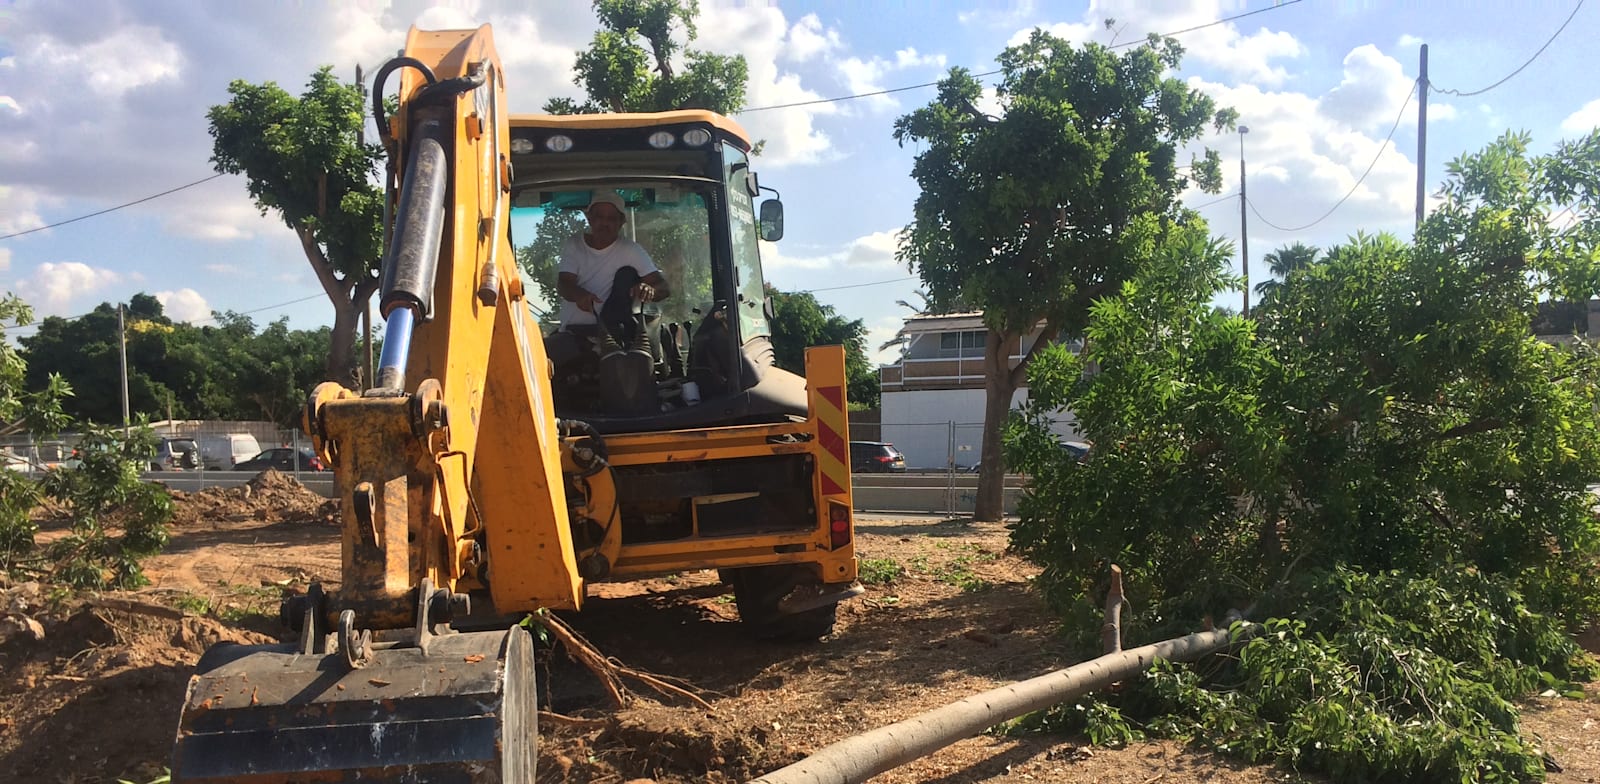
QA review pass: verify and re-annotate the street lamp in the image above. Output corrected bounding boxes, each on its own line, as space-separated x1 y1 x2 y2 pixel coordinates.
1239 125 1251 318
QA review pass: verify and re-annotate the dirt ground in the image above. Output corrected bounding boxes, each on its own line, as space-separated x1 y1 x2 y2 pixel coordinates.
1 471 1597 783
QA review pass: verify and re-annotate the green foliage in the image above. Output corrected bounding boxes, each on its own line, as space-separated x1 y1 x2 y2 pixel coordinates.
0 293 70 569
1012 569 1596 783
208 66 383 383
1009 132 1600 781
857 557 905 586
20 298 331 426
550 0 748 116
31 425 173 589
1253 241 1321 302
895 30 1234 519
766 287 880 408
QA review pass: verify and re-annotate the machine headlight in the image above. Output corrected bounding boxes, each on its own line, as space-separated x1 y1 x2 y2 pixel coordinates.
681 128 713 147
510 137 534 154
544 134 574 153
647 131 676 149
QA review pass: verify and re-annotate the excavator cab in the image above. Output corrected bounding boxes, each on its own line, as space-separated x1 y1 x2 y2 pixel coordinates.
509 112 806 432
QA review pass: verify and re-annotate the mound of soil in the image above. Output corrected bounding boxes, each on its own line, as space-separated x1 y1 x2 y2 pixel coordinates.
167 469 337 527
0 598 275 782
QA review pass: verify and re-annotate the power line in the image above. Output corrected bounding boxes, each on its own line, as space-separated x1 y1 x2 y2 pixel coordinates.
1246 88 1415 234
1429 0 1582 97
0 173 227 241
1191 191 1240 211
804 276 917 293
738 1 1305 114
6 290 327 333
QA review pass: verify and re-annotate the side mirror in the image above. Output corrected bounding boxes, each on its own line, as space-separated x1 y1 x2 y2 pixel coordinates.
759 198 784 242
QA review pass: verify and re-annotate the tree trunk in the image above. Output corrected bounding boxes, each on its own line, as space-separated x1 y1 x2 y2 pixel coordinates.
326 295 360 387
974 329 1019 522
748 617 1256 784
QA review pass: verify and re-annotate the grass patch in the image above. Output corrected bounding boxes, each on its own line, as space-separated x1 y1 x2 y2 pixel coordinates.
858 557 906 586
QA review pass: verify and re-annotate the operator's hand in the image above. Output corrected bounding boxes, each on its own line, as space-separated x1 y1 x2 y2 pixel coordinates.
631 282 656 302
575 290 603 313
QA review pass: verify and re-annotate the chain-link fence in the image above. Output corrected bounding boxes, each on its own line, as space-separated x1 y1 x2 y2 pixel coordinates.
1 420 317 481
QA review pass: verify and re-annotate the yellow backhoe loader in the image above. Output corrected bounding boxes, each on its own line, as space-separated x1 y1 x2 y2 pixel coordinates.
169 24 859 782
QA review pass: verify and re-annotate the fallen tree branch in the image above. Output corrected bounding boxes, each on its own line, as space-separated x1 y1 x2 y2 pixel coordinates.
86 595 188 620
748 615 1258 784
532 611 714 711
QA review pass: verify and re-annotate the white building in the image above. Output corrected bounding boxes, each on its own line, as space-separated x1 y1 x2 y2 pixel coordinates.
876 313 1081 470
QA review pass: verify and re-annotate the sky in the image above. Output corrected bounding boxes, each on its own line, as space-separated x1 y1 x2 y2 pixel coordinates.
2 0 1598 366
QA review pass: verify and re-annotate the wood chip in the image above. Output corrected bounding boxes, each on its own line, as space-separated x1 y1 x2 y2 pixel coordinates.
367 678 390 687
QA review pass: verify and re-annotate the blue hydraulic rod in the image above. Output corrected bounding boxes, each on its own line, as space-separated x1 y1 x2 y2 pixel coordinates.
374 307 416 391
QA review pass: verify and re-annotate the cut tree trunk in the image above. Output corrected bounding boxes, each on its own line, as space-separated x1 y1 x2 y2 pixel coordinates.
747 619 1255 784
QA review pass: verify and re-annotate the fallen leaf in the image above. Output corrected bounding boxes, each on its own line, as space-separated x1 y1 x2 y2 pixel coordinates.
464 654 485 663
368 678 390 687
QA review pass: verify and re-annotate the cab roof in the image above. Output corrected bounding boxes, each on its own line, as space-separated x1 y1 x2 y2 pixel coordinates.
510 110 753 151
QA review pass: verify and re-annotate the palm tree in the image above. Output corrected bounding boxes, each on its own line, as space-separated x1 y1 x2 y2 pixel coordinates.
1254 242 1321 301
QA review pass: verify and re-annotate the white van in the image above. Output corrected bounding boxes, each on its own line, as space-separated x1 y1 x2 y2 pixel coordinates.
198 433 262 470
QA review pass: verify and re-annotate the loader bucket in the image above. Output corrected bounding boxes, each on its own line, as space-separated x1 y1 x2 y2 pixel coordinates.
171 628 535 783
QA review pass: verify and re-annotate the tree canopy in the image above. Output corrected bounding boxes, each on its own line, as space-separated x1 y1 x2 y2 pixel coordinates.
766 287 879 409
208 66 383 384
545 0 748 116
894 30 1235 520
1007 130 1600 781
19 296 331 427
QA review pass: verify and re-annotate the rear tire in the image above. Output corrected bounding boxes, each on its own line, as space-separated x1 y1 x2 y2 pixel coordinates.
727 565 838 642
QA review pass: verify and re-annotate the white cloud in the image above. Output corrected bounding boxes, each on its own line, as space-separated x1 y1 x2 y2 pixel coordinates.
785 14 841 62
15 262 121 313
0 96 19 115
837 47 947 113
762 230 901 272
962 1 1038 29
0 185 49 237
1015 1 1306 86
204 263 238 275
1321 45 1414 131
1561 99 1600 135
155 288 212 323
24 25 183 98
697 4 839 167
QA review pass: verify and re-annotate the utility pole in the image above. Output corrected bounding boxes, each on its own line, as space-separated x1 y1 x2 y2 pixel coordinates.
118 304 130 432
1239 126 1251 318
1415 44 1429 233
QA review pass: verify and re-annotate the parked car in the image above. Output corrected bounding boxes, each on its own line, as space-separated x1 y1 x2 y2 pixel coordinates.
233 447 326 473
149 437 200 471
199 433 262 471
850 441 907 473
967 439 1091 473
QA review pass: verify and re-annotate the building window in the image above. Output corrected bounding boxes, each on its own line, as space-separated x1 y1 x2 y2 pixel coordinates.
939 330 984 352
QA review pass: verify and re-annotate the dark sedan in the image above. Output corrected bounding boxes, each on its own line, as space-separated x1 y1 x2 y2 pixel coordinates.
234 447 326 472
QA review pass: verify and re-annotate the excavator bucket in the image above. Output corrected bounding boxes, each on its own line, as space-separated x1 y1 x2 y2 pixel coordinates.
171 628 535 783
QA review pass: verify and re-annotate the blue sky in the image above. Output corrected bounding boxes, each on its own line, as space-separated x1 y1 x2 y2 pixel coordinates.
2 0 1598 364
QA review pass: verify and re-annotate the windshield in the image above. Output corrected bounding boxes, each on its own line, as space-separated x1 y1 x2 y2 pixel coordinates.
512 186 715 332
723 146 771 340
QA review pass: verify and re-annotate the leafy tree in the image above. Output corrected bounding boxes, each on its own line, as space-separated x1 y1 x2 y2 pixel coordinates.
208 67 383 385
546 0 748 116
1008 132 1600 779
767 287 879 409
894 30 1235 521
0 294 71 560
1252 241 1320 302
35 425 172 589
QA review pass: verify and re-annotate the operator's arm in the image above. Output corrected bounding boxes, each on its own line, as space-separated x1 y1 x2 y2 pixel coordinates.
557 272 602 312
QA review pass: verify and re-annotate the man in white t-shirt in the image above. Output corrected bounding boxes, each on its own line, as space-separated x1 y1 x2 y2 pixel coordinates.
546 190 671 367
